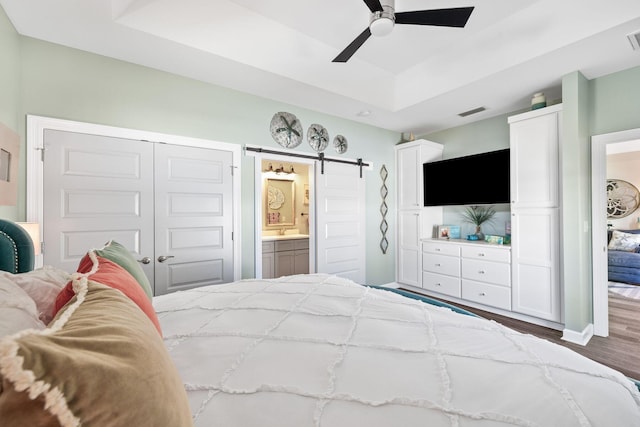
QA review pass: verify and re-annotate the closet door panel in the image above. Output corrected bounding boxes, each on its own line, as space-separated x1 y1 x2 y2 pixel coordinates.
154 143 234 295
42 129 154 281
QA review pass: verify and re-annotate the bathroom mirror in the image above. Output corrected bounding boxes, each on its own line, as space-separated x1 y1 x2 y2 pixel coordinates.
266 178 295 226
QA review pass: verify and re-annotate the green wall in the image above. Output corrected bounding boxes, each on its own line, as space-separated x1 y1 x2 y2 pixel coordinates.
2 15 399 284
0 7 20 220
424 112 513 159
560 71 592 333
590 66 640 136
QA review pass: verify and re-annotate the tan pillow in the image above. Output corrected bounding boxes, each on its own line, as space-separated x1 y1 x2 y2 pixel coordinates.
0 279 192 427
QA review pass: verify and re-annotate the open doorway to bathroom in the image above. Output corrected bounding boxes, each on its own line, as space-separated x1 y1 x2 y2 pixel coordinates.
254 156 315 279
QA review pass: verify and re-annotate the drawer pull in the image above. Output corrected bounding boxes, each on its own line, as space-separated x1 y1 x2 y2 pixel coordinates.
478 253 485 257
479 292 486 296
435 263 441 267
435 248 441 252
478 270 485 274
435 283 441 286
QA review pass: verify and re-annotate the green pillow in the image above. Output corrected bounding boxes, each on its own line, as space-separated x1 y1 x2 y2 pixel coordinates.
95 240 153 299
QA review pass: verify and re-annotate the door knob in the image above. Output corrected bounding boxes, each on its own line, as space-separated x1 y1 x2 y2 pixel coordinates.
158 255 175 263
137 257 151 264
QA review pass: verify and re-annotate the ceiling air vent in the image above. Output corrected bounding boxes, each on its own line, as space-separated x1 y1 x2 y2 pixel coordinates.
627 30 640 51
458 106 486 118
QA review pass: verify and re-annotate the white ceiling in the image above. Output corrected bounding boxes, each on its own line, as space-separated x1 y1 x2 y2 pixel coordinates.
3 0 640 134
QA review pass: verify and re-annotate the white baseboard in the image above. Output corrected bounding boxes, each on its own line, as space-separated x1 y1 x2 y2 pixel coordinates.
562 324 594 346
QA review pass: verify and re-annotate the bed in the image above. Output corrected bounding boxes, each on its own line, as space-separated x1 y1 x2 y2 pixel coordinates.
608 229 640 284
1 225 640 426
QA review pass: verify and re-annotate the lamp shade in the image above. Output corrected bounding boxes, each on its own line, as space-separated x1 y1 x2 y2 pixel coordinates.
16 222 41 255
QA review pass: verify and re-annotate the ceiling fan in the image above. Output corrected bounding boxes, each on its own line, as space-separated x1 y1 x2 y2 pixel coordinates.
333 0 474 63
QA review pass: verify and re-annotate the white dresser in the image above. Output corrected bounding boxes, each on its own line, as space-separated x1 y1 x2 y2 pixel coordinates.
422 239 511 311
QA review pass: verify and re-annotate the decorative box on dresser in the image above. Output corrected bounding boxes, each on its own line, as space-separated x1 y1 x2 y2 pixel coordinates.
395 139 444 287
508 104 562 324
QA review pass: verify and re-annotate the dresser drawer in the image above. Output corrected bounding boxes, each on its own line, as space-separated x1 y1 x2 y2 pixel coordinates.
461 245 510 263
422 272 461 297
422 241 460 256
422 253 460 277
462 280 511 310
461 259 510 287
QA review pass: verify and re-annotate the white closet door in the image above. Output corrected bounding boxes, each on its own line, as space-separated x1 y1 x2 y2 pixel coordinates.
315 161 366 283
153 143 234 295
42 129 235 296
42 129 155 280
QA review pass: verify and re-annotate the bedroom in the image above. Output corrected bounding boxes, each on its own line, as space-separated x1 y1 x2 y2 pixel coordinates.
1 0 640 344
1 1 640 424
3 0 640 340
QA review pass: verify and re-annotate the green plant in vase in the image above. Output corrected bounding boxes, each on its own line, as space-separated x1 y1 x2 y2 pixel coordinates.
462 205 496 240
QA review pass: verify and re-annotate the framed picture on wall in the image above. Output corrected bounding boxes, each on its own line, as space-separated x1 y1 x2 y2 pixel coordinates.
0 122 20 206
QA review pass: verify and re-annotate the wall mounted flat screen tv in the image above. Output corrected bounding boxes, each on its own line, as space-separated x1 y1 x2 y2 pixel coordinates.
423 149 510 206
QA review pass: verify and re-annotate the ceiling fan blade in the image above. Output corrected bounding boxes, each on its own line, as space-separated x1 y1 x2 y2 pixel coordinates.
363 0 383 13
332 27 372 63
395 7 474 27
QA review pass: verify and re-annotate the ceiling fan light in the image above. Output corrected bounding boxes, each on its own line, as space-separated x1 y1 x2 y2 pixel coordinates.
370 16 394 37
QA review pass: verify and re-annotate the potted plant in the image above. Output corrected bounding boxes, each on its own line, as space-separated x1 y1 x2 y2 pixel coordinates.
462 205 496 239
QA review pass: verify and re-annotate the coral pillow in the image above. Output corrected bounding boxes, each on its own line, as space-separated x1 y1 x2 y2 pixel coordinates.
54 252 162 335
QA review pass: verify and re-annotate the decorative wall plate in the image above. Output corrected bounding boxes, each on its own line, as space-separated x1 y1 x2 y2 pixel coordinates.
270 112 303 149
607 179 640 218
334 135 348 154
267 186 285 209
307 124 329 152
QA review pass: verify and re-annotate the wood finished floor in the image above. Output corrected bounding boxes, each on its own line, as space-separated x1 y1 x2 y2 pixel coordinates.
400 288 640 381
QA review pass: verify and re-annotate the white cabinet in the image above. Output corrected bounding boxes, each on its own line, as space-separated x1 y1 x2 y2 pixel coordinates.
395 140 444 287
509 104 562 322
422 240 511 310
274 239 309 277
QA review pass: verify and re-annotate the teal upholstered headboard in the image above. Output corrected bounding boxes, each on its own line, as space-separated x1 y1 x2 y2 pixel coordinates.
0 219 35 273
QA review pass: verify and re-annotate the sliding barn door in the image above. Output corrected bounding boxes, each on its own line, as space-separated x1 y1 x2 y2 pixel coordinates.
315 162 366 284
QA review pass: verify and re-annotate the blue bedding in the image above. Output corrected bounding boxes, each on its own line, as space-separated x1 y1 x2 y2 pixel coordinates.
608 250 640 284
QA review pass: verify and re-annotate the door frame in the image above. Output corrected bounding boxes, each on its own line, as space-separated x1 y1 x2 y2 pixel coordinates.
591 127 640 336
247 149 317 278
25 114 242 281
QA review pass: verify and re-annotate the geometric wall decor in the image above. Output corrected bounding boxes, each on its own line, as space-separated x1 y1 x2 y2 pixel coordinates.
380 164 389 254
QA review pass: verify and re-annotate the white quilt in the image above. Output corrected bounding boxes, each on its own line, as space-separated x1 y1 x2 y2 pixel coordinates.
153 274 640 426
